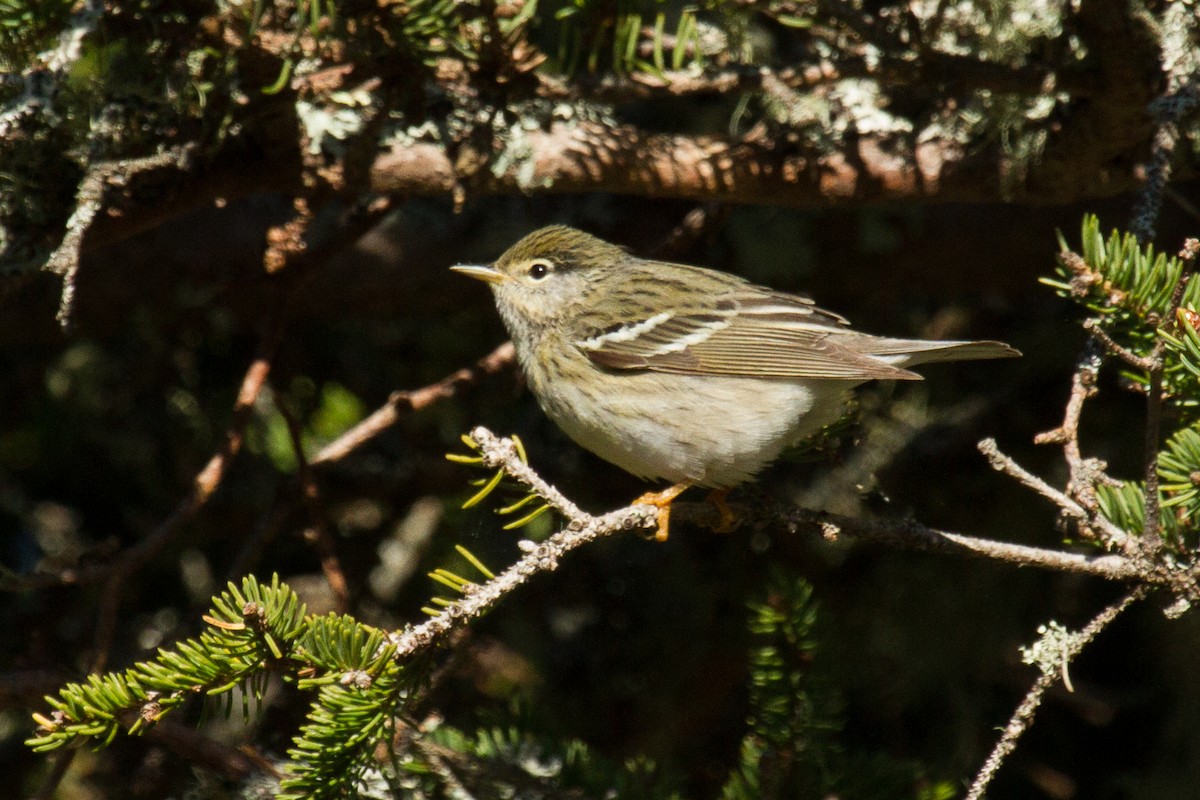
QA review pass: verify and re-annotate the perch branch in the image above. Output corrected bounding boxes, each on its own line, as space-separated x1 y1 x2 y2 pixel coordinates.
388 427 655 659
394 425 1167 669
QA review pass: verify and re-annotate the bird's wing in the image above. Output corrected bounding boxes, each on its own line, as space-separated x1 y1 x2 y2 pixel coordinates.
573 286 920 381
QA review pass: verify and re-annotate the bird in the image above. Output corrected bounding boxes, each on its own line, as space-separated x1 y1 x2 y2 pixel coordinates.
452 225 1019 539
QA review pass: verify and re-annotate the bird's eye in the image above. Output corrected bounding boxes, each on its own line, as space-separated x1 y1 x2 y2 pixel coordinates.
527 259 552 280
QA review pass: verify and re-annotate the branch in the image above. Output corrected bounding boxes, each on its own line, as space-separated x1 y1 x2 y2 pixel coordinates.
964 585 1150 800
387 427 656 659
368 120 1157 211
758 504 1146 583
979 437 1135 554
65 97 1192 262
393 425 1165 669
311 341 516 466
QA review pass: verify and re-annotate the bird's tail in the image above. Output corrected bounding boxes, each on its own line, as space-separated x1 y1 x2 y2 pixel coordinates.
865 338 1021 369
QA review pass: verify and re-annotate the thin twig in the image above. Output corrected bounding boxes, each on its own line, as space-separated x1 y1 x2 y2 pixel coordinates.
1030 343 1133 551
311 341 516 465
978 438 1133 551
1081 320 1153 370
89 313 284 672
275 396 350 612
964 585 1150 800
760 504 1146 583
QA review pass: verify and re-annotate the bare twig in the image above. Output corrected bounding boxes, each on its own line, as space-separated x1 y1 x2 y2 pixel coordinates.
965 585 1151 800
89 314 283 672
978 438 1133 552
1029 343 1136 552
1081 320 1153 370
311 341 516 466
760 504 1146 583
275 397 350 612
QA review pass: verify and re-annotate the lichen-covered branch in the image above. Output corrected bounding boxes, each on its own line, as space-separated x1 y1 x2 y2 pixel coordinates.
387 427 656 659
368 119 1157 211
763 503 1146 583
392 425 1169 672
964 585 1150 800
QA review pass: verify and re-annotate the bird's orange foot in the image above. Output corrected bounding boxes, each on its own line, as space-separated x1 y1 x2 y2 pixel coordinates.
633 483 690 541
706 489 738 533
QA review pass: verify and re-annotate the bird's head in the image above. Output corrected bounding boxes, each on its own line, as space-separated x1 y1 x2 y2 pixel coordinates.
452 226 626 333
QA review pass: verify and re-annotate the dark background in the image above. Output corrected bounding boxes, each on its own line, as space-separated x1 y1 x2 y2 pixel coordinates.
4 185 1200 798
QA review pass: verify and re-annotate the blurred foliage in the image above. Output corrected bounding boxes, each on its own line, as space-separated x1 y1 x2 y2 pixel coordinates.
722 571 954 800
0 0 74 70
260 381 366 473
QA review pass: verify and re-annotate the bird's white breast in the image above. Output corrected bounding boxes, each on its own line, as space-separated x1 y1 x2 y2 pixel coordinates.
533 368 850 488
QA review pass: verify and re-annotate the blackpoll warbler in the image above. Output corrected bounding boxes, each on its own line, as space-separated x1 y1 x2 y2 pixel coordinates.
453 226 1019 539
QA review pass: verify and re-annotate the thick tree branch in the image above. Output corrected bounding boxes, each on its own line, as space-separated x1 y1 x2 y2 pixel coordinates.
370 120 1159 210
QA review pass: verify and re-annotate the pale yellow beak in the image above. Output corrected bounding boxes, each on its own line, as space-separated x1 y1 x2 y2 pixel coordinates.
450 264 507 284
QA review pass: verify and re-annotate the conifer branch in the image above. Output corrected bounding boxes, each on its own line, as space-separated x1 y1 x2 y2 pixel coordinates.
388 426 656 659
